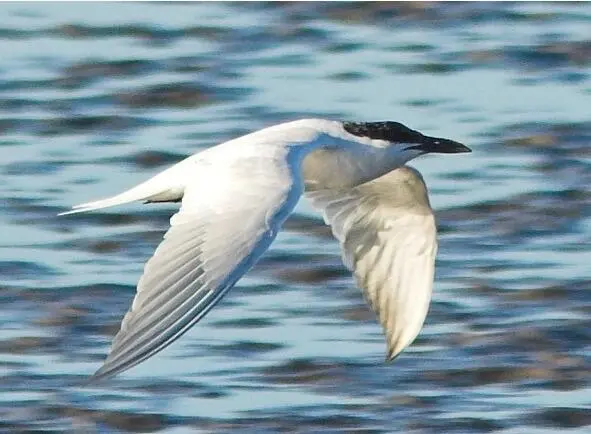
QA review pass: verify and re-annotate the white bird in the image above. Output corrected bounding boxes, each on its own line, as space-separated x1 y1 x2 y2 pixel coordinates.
60 118 470 381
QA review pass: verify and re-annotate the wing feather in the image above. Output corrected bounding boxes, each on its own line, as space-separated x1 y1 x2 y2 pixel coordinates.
307 166 437 360
91 157 301 381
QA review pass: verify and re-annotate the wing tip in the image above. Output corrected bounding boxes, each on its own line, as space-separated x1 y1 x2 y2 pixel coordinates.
385 337 408 363
73 371 109 388
83 364 119 385
385 348 401 363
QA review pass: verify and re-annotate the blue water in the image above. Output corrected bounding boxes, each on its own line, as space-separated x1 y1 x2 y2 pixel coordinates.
0 2 589 432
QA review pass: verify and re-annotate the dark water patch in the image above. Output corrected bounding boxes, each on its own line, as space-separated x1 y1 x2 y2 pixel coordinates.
0 27 42 39
448 40 591 79
423 365 554 388
454 322 590 360
395 43 437 53
0 283 136 305
113 150 186 170
272 263 347 285
0 372 85 393
213 84 256 103
168 55 209 74
404 98 451 108
188 412 383 434
338 304 376 323
396 62 468 75
182 25 232 42
46 24 232 42
3 160 64 176
528 407 591 429
220 20 329 52
504 41 591 69
461 279 591 310
536 321 591 354
259 358 348 386
36 115 154 136
422 326 590 392
258 252 336 269
0 261 59 279
56 230 167 259
0 138 26 147
499 121 591 156
251 53 314 68
0 359 32 370
0 77 56 93
311 2 574 28
316 2 440 26
550 70 589 84
506 280 591 304
439 188 591 249
0 283 139 348
0 336 62 355
326 71 369 82
43 404 182 433
180 125 249 144
324 41 367 54
1 97 46 112
115 83 212 108
283 213 332 238
33 305 91 328
408 417 503 433
49 23 229 44
238 412 381 434
212 317 277 329
128 378 204 395
87 239 124 254
59 59 160 89
210 341 284 357
425 298 480 328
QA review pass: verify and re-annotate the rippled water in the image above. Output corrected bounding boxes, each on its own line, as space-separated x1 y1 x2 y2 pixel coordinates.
0 2 589 433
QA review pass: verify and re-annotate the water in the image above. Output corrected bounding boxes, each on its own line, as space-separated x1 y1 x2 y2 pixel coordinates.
0 2 589 433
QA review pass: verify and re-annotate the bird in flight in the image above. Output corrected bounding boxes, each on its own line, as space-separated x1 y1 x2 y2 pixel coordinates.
60 118 470 381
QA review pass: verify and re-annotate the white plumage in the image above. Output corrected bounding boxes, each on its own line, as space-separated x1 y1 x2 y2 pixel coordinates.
306 166 436 360
60 118 469 381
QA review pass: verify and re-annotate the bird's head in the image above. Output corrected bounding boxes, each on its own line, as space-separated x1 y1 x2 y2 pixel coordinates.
342 121 471 159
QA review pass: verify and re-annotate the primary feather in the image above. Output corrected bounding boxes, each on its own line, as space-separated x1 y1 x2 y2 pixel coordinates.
91 148 300 380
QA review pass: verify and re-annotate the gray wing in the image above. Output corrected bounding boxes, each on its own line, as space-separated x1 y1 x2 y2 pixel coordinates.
91 161 301 381
306 166 437 360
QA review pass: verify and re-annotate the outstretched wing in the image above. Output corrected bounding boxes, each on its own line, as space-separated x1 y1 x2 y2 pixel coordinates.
306 167 437 360
91 158 301 381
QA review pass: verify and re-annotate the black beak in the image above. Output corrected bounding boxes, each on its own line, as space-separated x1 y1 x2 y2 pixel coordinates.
407 135 471 154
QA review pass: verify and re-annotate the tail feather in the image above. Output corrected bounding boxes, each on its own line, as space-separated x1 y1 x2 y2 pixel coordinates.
58 191 161 216
58 156 195 216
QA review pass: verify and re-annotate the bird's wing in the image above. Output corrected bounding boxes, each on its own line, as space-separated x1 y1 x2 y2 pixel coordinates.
306 172 437 360
91 157 302 381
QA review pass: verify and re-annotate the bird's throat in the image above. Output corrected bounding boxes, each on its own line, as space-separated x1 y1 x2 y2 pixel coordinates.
302 146 409 191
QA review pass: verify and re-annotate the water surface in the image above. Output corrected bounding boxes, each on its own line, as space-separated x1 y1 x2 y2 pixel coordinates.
0 2 589 433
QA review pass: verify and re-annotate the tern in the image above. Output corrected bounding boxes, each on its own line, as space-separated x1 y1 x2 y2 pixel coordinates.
60 118 470 381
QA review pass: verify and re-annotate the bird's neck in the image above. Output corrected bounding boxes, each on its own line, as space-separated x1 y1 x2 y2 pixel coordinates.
353 144 415 186
302 136 415 191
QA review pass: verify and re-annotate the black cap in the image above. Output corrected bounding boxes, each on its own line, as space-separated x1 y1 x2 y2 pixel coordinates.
343 121 471 154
